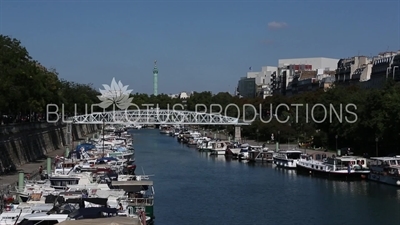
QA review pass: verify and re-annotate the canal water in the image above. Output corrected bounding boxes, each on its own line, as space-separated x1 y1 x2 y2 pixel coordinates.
131 129 400 225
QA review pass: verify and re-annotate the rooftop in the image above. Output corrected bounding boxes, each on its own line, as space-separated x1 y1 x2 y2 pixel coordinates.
299 71 317 80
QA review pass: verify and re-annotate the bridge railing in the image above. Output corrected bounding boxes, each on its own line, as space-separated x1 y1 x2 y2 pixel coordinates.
69 109 250 125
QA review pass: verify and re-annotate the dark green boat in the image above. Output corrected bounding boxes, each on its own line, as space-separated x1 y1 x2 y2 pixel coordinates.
112 179 155 224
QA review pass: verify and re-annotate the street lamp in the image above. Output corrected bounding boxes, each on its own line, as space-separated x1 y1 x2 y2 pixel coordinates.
375 137 379 157
256 129 259 143
278 131 280 144
102 113 106 158
335 135 338 151
277 130 280 150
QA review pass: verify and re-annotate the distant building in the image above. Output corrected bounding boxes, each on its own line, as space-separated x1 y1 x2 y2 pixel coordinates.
169 92 191 99
237 77 256 98
236 66 277 98
274 57 338 96
336 56 372 85
336 51 400 89
278 57 338 71
285 69 336 96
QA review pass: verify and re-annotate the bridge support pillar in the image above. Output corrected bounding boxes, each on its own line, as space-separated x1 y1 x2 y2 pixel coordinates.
234 126 241 143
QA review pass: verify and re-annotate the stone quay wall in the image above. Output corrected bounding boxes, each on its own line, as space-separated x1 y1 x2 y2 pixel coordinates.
0 123 100 172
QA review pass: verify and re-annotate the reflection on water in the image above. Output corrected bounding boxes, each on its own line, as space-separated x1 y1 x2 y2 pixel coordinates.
246 162 273 168
130 129 400 225
273 166 297 176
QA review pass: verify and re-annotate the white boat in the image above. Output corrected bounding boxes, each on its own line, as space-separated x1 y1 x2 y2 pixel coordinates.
0 204 55 225
239 145 265 161
95 140 115 150
368 156 400 186
133 125 142 129
273 150 303 169
104 125 116 132
209 141 229 155
296 156 370 179
159 125 172 134
112 178 155 223
238 148 249 160
198 141 214 151
1 212 68 225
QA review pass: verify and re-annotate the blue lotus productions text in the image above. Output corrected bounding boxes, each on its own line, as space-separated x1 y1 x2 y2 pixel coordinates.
192 103 358 124
45 103 358 124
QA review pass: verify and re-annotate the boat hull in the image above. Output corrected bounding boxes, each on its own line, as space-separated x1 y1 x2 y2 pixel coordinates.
368 173 400 186
210 150 225 155
273 158 297 169
249 158 273 163
296 163 369 180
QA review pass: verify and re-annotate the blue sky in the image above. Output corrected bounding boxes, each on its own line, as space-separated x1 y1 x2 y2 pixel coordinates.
1 0 399 95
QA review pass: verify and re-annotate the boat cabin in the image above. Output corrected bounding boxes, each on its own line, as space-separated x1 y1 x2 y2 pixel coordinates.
338 156 368 168
211 141 228 150
111 180 155 219
49 176 80 189
369 157 400 167
369 157 400 176
326 156 368 170
248 148 274 162
54 162 80 174
276 150 303 160
199 141 209 148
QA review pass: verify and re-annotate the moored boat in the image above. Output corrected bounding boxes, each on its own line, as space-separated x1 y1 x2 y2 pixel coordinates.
112 179 155 224
209 141 229 156
248 148 275 163
273 150 303 169
296 156 370 180
368 156 400 186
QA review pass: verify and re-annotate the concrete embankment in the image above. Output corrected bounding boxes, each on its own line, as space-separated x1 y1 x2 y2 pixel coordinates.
0 123 100 172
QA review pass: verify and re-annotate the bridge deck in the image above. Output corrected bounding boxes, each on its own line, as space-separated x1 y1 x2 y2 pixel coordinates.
70 109 250 125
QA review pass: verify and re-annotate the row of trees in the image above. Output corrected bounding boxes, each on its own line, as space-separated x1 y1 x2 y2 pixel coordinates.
2 35 399 156
129 84 400 156
0 35 100 123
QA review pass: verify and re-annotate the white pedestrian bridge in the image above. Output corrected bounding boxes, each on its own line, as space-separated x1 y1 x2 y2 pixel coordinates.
70 109 250 125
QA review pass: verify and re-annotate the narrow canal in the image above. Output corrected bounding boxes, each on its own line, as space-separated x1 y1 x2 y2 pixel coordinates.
131 129 400 225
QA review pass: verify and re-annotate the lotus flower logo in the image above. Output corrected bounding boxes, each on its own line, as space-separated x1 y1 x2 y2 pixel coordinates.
97 78 133 110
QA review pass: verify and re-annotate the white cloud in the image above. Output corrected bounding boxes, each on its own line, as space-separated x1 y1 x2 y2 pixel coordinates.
268 21 288 29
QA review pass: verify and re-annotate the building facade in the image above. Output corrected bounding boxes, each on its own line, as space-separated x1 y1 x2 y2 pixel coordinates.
278 57 338 71
237 77 257 98
336 51 400 89
236 66 277 98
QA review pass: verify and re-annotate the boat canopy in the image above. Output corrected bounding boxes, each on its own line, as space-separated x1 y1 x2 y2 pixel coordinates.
65 198 108 206
68 207 118 219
